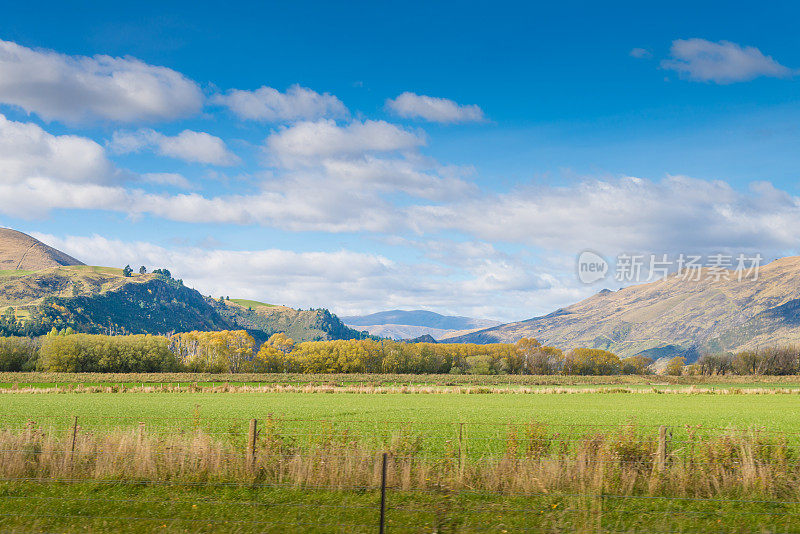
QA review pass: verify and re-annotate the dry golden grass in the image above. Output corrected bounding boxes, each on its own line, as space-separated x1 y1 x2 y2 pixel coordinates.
2 421 798 501
4 382 800 395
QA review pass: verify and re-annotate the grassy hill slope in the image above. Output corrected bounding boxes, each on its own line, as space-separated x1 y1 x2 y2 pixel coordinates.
447 257 800 360
216 300 367 342
0 230 368 342
0 229 83 271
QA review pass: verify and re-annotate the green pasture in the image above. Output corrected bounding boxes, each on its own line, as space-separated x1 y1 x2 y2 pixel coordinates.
229 298 276 308
2 391 800 454
1 482 793 534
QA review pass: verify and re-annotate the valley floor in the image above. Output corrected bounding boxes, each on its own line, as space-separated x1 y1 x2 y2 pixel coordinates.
3 374 800 532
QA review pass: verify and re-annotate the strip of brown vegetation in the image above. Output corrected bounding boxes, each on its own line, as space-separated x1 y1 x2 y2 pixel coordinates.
1 422 797 501
4 372 800 387
3 383 800 395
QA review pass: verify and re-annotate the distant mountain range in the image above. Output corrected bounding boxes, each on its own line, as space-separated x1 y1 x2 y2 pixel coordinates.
0 229 367 342
341 310 501 340
446 257 800 361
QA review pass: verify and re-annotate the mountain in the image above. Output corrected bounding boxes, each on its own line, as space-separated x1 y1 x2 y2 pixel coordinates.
0 228 84 271
446 257 800 361
341 310 500 340
0 230 366 342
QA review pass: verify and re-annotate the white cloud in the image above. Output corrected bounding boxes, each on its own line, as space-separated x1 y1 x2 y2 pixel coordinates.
29 233 572 321
0 114 121 185
213 84 348 122
0 176 399 232
0 179 130 219
385 92 485 123
409 175 800 256
320 157 474 200
141 173 193 189
110 129 240 166
266 119 425 167
661 38 793 83
629 48 652 59
0 39 203 123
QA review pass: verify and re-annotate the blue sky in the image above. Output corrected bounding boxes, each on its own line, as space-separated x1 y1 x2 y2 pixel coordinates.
1 1 799 321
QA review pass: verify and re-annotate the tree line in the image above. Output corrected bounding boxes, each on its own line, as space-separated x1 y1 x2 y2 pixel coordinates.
0 330 650 375
2 329 799 375
692 347 800 375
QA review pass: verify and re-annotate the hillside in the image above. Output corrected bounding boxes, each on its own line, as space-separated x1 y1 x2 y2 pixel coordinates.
447 257 800 360
342 309 500 340
214 300 368 342
0 228 83 271
0 230 367 342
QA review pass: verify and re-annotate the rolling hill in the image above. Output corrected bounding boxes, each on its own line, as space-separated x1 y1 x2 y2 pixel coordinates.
446 257 800 360
341 309 500 340
0 228 84 271
0 230 367 342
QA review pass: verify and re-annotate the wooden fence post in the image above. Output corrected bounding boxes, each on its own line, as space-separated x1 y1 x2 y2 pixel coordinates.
69 415 78 468
458 422 466 476
379 452 388 534
656 425 668 472
248 418 258 471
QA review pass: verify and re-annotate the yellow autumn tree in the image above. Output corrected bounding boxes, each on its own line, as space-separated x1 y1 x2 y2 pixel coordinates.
563 348 621 375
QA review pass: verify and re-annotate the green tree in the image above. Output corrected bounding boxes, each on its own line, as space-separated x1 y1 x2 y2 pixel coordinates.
664 356 686 376
563 348 621 375
621 355 653 375
122 265 133 277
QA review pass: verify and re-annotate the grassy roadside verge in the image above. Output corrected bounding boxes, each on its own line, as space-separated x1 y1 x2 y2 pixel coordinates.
0 482 797 533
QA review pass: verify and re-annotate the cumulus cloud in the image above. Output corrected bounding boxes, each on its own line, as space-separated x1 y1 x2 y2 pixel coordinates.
141 173 193 189
0 39 203 123
213 84 348 122
409 175 800 256
661 38 793 83
110 129 240 166
30 233 570 321
385 92 485 123
0 114 122 185
0 115 456 232
0 176 399 232
0 179 131 219
320 157 474 200
266 119 425 167
263 119 471 203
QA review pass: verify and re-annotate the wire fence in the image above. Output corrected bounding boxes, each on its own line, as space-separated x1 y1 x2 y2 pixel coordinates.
0 416 799 532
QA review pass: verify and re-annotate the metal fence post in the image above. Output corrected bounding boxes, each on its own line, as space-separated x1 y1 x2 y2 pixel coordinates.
379 452 388 534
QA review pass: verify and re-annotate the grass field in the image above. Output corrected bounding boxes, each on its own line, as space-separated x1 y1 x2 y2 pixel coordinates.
60 265 125 275
2 482 796 533
229 298 276 308
0 269 35 278
4 374 800 532
5 389 800 429
3 386 800 453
